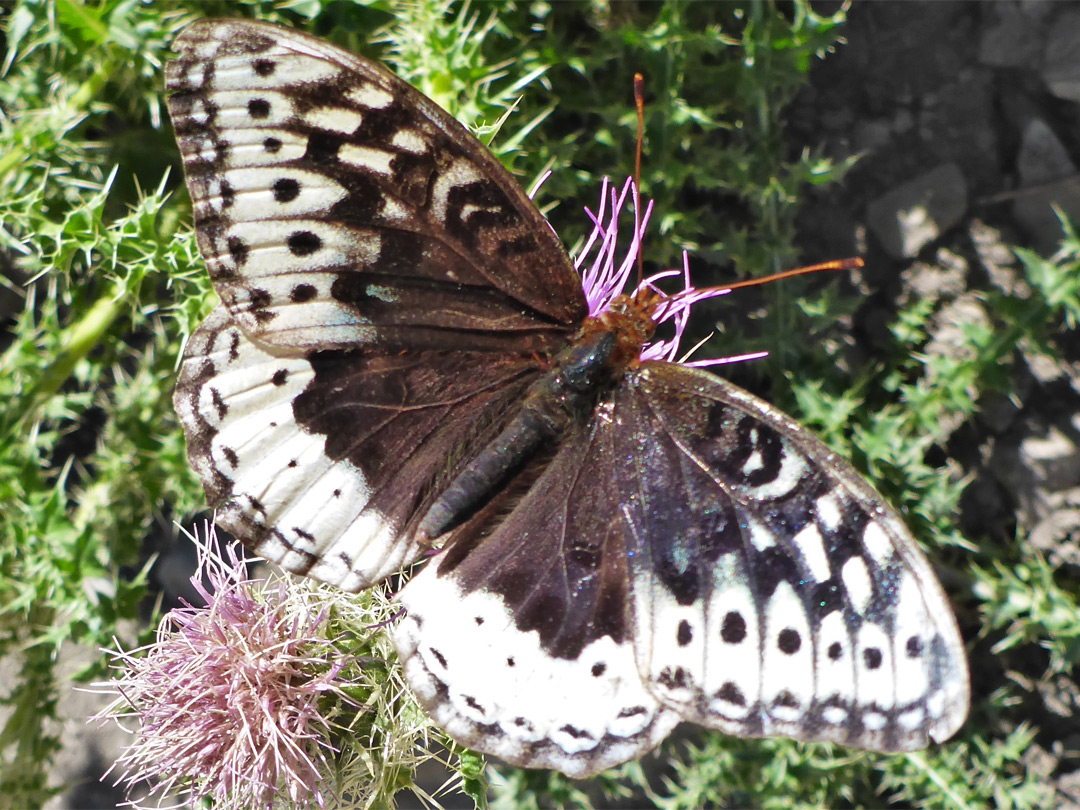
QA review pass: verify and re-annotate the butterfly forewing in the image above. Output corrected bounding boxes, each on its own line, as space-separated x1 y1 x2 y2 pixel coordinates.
166 19 586 354
616 363 968 750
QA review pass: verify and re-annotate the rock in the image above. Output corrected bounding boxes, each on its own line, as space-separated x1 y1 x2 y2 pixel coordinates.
1018 119 1074 184
979 1 1045 68
866 163 968 258
1043 7 1080 101
1012 119 1080 255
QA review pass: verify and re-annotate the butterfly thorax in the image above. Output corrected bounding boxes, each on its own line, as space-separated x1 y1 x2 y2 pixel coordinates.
580 288 662 370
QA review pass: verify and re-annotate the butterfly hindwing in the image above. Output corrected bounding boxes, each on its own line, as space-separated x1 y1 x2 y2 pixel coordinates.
166 19 586 355
394 420 680 778
616 363 969 751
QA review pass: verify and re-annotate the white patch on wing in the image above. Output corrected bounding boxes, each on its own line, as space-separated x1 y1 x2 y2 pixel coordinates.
198 167 348 219
378 197 410 223
640 597 702 706
748 519 775 551
861 522 894 566
742 448 764 476
394 564 679 778
892 573 933 708
305 106 364 135
213 129 309 166
207 219 381 280
855 623 895 717
841 556 872 614
760 582 812 729
430 158 484 224
815 492 843 530
340 144 396 175
741 440 807 500
793 523 830 581
347 83 394 109
700 573 761 723
212 51 344 88
391 128 428 154
815 610 856 727
208 89 297 128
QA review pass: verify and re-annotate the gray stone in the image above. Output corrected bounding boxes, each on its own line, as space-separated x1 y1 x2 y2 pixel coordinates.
866 163 968 259
1018 119 1073 185
1012 119 1080 255
1044 7 1080 102
979 1 1044 68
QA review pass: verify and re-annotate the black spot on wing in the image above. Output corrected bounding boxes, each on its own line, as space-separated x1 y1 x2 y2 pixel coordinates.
824 506 869 568
290 283 316 303
559 724 593 741
677 620 693 647
657 666 689 690
227 236 248 267
248 287 271 311
763 473 829 536
210 387 228 420
287 231 321 256
247 98 270 119
219 179 235 208
863 647 883 670
717 682 746 706
774 690 800 709
273 177 300 202
777 628 801 654
811 577 844 617
721 611 747 644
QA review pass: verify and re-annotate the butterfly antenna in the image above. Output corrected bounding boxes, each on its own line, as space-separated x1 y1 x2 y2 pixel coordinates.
681 257 864 300
634 72 646 289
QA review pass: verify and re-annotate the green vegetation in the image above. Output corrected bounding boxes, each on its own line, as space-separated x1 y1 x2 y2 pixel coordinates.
0 1 1073 808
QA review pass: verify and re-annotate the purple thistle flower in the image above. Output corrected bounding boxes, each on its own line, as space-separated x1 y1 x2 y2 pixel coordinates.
574 177 768 368
94 525 379 810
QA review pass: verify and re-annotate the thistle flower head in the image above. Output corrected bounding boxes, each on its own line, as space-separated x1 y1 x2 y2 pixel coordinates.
94 525 431 810
574 177 768 368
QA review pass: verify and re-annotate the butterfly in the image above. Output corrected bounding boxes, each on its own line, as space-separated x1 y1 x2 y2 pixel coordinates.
166 18 969 778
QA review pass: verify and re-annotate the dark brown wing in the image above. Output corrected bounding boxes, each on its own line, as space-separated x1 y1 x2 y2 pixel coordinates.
166 19 586 354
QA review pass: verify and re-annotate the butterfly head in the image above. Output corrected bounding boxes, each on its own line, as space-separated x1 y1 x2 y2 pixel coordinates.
576 178 732 368
579 287 664 370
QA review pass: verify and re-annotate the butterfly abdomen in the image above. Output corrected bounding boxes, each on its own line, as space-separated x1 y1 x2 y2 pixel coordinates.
417 332 619 540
